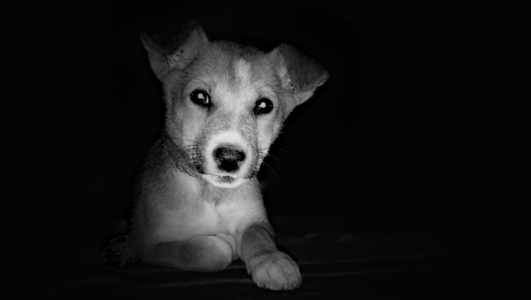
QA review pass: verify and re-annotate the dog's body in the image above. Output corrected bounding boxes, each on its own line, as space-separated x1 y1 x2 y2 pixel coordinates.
102 21 328 290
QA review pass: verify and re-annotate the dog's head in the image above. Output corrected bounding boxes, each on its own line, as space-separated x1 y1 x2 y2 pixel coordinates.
141 21 328 188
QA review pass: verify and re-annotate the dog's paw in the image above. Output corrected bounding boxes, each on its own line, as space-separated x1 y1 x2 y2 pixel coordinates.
215 233 238 260
247 251 301 290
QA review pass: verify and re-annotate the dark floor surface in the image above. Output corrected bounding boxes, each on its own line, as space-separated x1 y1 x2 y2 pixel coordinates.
44 217 456 299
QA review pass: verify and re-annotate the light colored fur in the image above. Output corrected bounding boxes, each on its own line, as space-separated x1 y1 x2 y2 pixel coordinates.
102 21 328 291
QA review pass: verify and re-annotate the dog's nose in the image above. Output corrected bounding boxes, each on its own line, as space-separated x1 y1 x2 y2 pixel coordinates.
214 145 246 173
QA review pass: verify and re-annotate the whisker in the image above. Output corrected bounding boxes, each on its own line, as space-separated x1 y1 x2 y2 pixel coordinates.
261 160 277 178
260 151 285 173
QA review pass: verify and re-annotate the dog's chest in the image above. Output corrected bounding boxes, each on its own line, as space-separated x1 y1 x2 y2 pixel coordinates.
158 198 258 240
210 200 248 233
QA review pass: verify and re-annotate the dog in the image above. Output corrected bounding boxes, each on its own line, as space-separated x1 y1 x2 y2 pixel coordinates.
102 21 328 290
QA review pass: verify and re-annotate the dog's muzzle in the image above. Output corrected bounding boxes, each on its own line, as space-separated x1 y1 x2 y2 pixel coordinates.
214 145 246 173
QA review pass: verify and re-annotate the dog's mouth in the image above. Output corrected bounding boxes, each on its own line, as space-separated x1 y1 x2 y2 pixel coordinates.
202 173 247 189
218 175 236 183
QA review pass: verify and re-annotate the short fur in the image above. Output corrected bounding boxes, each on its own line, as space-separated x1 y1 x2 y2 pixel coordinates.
102 21 328 290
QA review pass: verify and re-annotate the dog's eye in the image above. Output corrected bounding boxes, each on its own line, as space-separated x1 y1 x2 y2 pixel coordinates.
254 98 274 115
190 90 211 108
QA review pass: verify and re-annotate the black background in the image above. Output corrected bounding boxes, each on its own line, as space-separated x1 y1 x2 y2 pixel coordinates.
45 1 482 255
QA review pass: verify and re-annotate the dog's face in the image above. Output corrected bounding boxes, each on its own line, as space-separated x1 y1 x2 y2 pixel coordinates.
142 22 328 188
169 44 286 188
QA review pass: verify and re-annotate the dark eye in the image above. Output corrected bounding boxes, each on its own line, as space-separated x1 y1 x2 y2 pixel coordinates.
190 90 211 108
254 98 274 115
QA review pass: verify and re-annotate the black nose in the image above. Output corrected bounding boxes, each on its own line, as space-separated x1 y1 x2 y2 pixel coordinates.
214 146 246 172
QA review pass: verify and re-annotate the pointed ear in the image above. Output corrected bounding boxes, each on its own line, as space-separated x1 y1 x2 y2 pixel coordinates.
140 21 208 80
270 44 328 106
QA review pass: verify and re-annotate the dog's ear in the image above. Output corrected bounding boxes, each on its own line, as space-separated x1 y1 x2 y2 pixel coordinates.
140 21 208 80
270 44 328 107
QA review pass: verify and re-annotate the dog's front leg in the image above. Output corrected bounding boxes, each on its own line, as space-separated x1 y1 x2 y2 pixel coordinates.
240 221 301 290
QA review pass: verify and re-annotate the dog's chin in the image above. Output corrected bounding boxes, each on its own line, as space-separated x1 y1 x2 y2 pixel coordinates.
203 174 246 189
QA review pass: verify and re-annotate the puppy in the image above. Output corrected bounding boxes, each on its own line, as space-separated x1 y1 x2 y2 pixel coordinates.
102 21 328 290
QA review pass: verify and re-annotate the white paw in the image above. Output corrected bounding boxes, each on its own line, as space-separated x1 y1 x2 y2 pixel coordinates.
248 251 301 290
215 233 238 260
